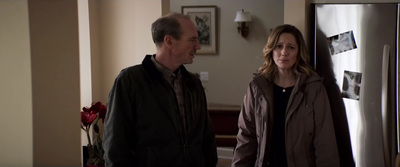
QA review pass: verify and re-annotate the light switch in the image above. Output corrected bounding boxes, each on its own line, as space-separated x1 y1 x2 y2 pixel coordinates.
199 71 209 81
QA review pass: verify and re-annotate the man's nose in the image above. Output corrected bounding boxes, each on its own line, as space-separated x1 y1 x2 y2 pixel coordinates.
195 40 201 50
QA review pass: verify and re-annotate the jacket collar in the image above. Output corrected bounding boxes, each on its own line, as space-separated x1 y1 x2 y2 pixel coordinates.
252 72 323 119
142 54 192 81
252 72 322 92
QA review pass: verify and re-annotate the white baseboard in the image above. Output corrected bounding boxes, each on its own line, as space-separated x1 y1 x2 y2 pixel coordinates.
217 147 234 159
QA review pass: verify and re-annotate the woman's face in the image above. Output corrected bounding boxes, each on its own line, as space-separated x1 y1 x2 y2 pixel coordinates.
273 33 298 71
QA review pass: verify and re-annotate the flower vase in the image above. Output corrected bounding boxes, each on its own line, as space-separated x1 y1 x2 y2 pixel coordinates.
82 146 89 167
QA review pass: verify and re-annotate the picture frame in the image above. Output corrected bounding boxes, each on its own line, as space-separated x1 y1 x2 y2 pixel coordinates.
182 6 218 55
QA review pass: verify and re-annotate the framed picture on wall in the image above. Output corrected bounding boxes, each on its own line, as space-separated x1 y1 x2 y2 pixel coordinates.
182 6 218 55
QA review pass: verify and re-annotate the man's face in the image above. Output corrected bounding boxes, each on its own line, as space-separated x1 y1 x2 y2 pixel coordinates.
171 19 201 65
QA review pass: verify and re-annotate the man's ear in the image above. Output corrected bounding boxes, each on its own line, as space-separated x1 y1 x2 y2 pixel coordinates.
164 35 174 48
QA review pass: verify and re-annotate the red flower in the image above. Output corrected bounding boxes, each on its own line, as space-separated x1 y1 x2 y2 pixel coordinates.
81 111 98 127
90 102 104 113
81 102 107 127
99 106 107 123
81 101 107 166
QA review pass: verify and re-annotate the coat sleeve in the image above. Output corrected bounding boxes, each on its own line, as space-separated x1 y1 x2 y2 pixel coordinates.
313 82 340 167
103 71 137 167
232 82 258 167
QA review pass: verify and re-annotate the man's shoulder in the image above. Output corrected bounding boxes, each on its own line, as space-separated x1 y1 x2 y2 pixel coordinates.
119 64 142 74
122 64 143 72
119 54 153 75
115 64 145 81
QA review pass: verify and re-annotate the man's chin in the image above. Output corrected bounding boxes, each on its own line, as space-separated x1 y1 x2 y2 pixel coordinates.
184 60 194 64
186 56 194 64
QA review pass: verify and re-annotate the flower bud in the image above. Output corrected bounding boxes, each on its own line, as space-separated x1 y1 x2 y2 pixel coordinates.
94 124 99 133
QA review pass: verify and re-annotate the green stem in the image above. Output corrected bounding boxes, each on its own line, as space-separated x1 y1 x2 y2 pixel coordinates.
86 128 92 146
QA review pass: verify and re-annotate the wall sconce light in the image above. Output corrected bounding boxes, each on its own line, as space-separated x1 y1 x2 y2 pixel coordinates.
234 9 252 38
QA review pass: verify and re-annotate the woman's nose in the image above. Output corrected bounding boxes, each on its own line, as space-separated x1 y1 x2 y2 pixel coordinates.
281 47 288 56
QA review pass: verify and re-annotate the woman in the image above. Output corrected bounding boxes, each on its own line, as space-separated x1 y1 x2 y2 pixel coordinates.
232 24 339 167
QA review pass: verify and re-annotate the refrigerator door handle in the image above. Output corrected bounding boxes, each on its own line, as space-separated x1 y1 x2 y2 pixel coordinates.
382 44 390 167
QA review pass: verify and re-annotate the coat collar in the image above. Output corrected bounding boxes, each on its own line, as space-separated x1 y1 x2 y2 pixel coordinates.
252 72 323 119
142 54 192 82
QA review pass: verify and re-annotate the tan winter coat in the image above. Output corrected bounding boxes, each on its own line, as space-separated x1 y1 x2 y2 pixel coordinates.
232 72 340 167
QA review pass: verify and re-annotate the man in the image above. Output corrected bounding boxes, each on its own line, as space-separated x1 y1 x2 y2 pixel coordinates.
103 13 218 167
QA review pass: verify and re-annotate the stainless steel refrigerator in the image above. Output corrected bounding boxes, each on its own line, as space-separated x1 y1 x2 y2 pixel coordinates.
313 3 399 167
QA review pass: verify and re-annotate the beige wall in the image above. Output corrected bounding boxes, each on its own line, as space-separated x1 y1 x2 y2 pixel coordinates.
284 0 312 47
29 0 81 166
0 0 164 166
79 0 93 147
79 0 93 112
90 0 163 103
89 0 286 107
0 0 33 166
170 0 284 105
1 0 86 166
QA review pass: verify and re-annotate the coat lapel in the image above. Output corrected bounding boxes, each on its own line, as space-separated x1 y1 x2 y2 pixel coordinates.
254 76 274 121
286 75 306 119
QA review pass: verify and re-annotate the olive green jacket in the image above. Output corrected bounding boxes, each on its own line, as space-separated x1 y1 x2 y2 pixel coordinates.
232 72 340 167
104 55 218 167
